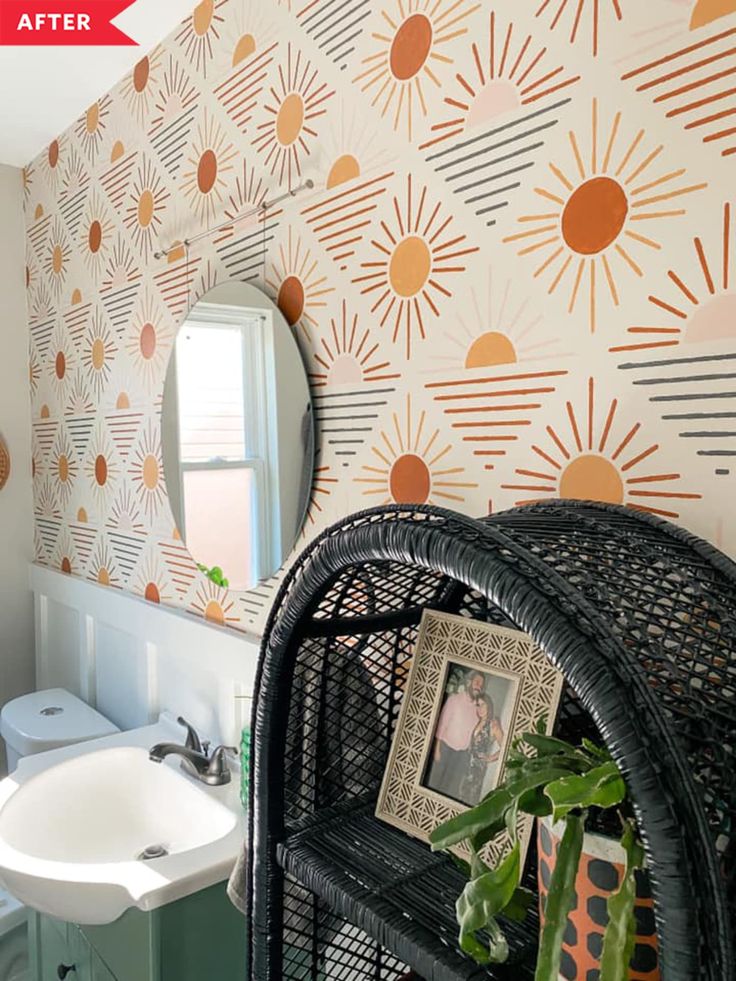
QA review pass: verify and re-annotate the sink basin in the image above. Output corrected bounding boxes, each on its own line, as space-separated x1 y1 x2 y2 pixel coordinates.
0 720 244 924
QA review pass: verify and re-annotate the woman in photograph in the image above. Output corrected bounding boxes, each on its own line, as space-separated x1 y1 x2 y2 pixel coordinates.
459 695 504 806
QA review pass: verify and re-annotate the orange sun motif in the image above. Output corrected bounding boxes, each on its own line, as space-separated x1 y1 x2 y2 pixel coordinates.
133 552 174 606
80 191 115 278
84 426 119 507
128 424 166 521
121 47 163 124
191 580 238 625
124 158 171 259
354 0 480 141
501 377 702 518
612 202 736 353
353 174 478 358
310 300 400 388
303 463 338 529
535 0 623 57
181 112 238 222
176 0 228 76
49 322 75 403
421 11 581 150
504 98 707 333
252 44 335 187
40 136 64 187
126 291 173 390
266 228 334 336
356 395 479 505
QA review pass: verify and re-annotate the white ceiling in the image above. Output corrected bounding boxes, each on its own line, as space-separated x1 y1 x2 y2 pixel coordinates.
0 0 196 168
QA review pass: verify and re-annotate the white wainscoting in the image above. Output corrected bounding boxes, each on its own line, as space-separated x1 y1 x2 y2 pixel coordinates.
30 564 261 747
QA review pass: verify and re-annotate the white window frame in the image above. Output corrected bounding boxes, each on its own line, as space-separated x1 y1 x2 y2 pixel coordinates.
173 301 280 585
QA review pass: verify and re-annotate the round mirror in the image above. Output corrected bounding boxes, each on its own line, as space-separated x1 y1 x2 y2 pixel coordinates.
161 281 314 591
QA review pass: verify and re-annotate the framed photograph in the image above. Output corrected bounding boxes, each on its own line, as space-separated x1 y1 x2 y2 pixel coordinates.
376 609 564 867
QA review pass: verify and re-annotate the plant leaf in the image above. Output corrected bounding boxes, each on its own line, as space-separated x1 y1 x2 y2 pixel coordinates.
430 788 512 851
599 821 645 981
456 841 521 964
502 886 535 922
518 786 553 817
535 811 585 981
545 761 626 823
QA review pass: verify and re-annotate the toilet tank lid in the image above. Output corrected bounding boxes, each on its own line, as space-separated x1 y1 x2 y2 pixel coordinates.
0 688 119 757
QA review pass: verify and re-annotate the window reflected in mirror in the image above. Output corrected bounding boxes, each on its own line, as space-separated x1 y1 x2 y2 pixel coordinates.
162 281 313 592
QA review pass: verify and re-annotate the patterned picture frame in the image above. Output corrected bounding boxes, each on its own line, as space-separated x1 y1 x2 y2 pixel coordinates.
376 609 564 867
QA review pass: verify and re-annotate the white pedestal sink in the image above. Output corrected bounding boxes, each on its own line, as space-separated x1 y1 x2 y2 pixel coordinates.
0 717 245 924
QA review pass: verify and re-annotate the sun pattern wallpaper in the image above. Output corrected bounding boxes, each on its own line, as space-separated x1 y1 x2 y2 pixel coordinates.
23 0 736 633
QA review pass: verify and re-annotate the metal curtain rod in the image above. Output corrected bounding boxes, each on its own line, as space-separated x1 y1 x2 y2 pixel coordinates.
153 178 315 260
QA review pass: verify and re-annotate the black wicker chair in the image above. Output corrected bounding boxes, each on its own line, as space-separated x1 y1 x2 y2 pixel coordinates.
246 501 736 981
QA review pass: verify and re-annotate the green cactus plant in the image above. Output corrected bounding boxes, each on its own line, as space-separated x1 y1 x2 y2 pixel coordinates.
430 723 644 981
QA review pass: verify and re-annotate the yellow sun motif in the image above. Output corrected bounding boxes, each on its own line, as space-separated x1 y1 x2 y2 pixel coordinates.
149 55 199 136
354 0 480 141
121 46 163 125
265 227 334 336
181 112 239 222
535 0 623 57
503 98 707 333
353 173 479 358
191 580 238 625
45 219 71 297
252 43 335 187
321 107 392 190
420 11 581 150
432 272 566 373
356 395 479 504
50 430 78 506
80 190 115 279
611 202 736 354
87 538 122 589
128 423 166 521
309 300 400 388
75 97 111 163
82 311 118 399
124 157 171 259
501 377 702 519
176 0 228 76
126 291 174 390
220 0 274 68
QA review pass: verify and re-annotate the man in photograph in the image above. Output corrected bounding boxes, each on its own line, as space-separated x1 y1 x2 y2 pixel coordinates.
425 670 487 802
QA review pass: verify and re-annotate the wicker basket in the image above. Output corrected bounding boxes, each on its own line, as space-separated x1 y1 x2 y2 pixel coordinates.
0 437 9 491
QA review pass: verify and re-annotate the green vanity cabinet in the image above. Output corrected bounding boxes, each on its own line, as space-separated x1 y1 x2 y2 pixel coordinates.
29 882 246 981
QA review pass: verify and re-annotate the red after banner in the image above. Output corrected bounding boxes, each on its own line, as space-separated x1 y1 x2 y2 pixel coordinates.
0 1 138 45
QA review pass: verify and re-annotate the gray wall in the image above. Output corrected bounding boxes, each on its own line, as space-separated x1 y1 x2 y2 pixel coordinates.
0 164 35 774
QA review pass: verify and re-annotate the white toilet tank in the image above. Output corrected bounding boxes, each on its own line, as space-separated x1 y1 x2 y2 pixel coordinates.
0 689 119 772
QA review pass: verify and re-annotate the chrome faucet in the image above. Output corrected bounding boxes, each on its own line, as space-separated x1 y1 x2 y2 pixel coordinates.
149 717 236 786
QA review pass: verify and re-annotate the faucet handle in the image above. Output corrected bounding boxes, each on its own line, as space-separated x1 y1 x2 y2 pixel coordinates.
206 745 237 784
176 716 203 753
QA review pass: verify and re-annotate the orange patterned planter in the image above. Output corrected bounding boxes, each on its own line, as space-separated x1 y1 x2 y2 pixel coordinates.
537 816 660 981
